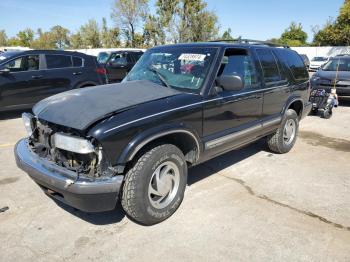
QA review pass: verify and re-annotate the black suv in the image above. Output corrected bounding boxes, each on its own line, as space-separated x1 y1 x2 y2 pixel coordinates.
15 40 311 225
97 50 144 83
0 50 107 112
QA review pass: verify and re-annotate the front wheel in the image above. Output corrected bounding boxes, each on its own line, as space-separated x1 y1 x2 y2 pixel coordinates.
266 109 299 154
121 144 187 225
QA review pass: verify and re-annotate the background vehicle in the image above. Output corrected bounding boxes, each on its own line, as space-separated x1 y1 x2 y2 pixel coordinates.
300 54 310 69
97 50 144 82
309 56 329 71
310 55 350 97
15 40 311 225
0 50 107 112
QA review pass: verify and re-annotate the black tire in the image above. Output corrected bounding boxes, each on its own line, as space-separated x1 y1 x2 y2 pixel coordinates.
121 144 187 225
321 108 332 119
266 109 299 154
310 108 318 115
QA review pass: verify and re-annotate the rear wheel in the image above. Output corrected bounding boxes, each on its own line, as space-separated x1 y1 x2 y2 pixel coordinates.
267 109 299 154
121 144 187 225
321 107 332 119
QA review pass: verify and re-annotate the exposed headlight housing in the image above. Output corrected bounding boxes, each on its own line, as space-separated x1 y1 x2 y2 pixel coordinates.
53 133 95 154
22 113 36 137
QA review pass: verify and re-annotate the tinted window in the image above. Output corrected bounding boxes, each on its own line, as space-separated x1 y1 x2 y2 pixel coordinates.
46 55 72 69
73 56 83 67
323 58 350 72
2 55 39 72
256 49 282 83
218 49 257 89
279 50 308 80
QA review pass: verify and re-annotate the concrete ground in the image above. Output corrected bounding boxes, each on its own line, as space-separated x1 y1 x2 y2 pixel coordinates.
0 99 350 262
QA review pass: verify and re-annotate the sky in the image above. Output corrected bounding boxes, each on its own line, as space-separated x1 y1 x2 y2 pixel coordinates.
0 0 345 42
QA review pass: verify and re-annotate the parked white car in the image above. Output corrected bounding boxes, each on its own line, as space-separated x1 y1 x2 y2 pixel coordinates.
309 56 329 71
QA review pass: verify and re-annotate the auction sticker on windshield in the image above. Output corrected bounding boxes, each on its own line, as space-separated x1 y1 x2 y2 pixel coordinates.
179 53 206 61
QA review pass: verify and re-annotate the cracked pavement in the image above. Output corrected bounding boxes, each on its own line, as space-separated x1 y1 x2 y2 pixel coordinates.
0 99 350 262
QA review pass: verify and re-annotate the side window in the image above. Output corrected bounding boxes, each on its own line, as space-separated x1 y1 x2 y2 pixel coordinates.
256 49 283 84
278 50 308 80
111 54 127 65
46 55 72 69
73 56 83 67
218 49 258 89
3 55 39 72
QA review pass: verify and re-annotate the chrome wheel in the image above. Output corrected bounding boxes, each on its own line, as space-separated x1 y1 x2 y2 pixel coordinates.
148 161 180 209
283 119 296 145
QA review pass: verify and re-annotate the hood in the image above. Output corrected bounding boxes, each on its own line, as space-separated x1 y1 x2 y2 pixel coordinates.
33 80 180 131
316 70 350 81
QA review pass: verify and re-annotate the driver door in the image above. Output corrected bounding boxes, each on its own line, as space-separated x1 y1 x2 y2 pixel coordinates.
106 52 129 82
203 48 263 153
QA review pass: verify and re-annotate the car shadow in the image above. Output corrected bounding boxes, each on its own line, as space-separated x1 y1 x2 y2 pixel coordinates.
188 139 267 185
339 97 350 107
53 199 126 225
0 110 29 120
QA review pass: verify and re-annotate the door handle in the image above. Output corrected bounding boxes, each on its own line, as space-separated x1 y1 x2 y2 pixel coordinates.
31 75 43 79
73 71 82 75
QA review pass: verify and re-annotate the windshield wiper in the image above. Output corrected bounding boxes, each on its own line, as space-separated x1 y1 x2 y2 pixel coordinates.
147 66 172 88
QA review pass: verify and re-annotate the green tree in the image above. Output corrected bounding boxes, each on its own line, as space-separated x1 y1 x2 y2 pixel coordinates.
280 22 308 46
70 32 84 49
143 15 165 46
0 30 7 46
16 28 35 47
111 0 149 47
221 28 234 40
31 28 56 49
313 0 350 46
50 25 70 49
156 0 219 43
79 19 102 48
101 17 121 48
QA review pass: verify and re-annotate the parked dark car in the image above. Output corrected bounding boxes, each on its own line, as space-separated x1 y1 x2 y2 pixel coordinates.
15 40 311 225
300 54 310 69
0 50 107 112
311 55 350 96
97 50 144 82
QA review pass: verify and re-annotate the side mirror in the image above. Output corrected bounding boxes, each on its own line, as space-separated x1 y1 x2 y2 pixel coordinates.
0 68 10 75
216 75 244 91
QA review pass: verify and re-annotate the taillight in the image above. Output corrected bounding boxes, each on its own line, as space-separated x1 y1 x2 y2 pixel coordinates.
96 68 107 74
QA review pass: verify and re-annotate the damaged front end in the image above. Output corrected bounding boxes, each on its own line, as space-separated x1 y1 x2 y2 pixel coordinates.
24 113 114 180
15 113 123 212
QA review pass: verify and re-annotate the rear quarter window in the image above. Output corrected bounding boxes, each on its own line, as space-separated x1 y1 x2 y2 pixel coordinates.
277 50 309 81
73 56 83 67
256 49 284 84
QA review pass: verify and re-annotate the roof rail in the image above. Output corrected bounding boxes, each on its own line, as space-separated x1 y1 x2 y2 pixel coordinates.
209 38 290 48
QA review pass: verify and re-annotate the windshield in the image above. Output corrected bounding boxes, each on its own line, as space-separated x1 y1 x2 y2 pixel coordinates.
97 52 110 64
312 57 327 62
322 58 350 71
124 47 218 93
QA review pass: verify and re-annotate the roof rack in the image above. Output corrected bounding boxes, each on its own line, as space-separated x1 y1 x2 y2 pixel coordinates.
209 38 290 48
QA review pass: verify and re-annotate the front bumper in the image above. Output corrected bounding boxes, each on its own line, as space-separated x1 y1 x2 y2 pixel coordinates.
15 139 123 212
311 84 350 96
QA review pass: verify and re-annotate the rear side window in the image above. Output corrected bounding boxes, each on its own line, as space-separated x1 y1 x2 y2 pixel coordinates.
256 49 283 83
46 55 72 69
73 56 83 67
278 50 309 80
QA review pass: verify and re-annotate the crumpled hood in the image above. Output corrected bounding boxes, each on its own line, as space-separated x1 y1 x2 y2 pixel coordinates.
33 80 180 131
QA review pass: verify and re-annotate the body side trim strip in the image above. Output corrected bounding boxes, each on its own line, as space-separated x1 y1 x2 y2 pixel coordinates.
104 86 286 134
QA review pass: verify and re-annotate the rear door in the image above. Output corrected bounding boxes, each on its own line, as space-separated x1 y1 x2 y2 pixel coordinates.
105 52 128 82
39 54 74 100
0 54 45 109
255 48 290 121
203 48 263 151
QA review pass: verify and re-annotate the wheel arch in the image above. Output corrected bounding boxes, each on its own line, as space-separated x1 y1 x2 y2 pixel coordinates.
118 127 202 167
284 97 304 119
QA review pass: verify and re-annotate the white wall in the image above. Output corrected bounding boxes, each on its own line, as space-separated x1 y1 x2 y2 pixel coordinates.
68 48 146 56
291 46 350 60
